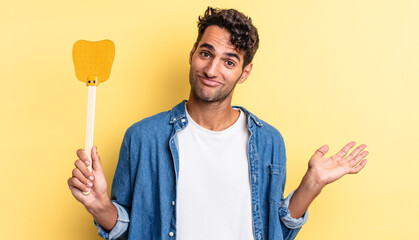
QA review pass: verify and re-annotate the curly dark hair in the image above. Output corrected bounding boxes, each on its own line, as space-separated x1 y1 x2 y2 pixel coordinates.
195 7 259 69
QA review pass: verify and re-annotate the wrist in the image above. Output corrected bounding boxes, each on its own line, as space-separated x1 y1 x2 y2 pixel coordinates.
86 194 114 215
87 196 118 231
289 169 325 218
300 168 326 196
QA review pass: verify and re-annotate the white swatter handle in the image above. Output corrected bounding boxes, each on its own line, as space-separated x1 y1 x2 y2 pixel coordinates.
85 86 96 172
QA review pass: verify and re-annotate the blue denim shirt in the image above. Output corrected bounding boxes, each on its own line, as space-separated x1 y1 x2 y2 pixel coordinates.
95 101 308 240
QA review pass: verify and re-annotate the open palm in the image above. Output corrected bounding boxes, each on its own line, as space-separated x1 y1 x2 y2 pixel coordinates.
308 142 369 186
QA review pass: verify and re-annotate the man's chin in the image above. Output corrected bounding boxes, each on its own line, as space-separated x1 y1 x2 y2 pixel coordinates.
191 90 215 102
193 92 229 103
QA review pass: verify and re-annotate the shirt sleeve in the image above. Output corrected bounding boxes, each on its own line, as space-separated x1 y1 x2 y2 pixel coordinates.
94 201 130 240
95 130 133 239
279 190 309 229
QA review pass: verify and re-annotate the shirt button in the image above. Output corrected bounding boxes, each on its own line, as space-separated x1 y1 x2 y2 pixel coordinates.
169 232 174 237
181 118 186 122
172 201 175 206
173 118 177 121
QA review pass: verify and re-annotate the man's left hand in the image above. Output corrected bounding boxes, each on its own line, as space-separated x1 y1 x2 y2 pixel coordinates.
308 142 368 188
288 142 368 218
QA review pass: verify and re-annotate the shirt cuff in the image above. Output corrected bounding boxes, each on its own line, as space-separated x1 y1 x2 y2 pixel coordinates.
94 201 130 240
278 190 309 229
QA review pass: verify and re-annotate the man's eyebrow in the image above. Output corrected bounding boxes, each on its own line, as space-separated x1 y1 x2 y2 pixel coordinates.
226 52 241 62
198 43 241 62
199 43 215 51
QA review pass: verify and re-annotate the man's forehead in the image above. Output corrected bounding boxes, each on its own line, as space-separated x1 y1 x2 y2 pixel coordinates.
197 26 244 59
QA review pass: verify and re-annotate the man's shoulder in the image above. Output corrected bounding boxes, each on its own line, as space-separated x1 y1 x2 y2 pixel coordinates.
125 110 171 136
238 106 285 144
258 119 283 136
255 118 285 145
123 101 186 139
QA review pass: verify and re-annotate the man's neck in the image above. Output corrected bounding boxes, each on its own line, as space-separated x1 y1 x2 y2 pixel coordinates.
186 94 240 132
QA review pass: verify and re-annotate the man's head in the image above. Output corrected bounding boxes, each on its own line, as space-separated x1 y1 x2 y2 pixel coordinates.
188 7 259 104
194 7 259 69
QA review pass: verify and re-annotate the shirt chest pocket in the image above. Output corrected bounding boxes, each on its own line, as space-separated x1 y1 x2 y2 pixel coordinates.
267 164 284 205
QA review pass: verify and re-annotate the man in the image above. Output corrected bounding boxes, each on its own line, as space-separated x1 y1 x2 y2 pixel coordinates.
68 7 368 240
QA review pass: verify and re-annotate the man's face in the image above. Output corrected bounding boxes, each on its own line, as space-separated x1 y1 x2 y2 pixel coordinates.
189 25 252 103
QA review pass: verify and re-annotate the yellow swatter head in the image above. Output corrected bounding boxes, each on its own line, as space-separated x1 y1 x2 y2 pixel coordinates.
72 39 115 86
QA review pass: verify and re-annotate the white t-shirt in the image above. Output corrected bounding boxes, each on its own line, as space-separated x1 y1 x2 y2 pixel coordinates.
176 107 254 240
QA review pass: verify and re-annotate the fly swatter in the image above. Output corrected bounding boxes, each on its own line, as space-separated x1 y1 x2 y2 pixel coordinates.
72 40 115 194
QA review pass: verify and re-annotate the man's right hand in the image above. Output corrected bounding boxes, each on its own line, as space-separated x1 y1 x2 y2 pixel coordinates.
68 146 117 231
68 146 109 208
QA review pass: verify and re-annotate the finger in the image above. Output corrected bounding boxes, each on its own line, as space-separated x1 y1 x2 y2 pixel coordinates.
312 145 329 159
91 146 103 173
348 150 369 167
349 159 367 174
75 159 94 182
72 168 93 188
345 144 367 161
68 177 91 193
76 149 89 163
335 141 356 158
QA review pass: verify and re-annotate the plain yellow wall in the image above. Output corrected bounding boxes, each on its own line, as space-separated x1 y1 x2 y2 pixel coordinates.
1 0 418 239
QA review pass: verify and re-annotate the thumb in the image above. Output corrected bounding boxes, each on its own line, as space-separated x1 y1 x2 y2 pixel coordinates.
312 145 329 159
91 146 103 172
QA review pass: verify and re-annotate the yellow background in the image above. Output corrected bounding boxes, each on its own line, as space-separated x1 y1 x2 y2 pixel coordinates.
1 0 418 239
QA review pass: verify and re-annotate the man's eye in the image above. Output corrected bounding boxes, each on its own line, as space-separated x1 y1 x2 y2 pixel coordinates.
200 52 210 58
226 61 235 67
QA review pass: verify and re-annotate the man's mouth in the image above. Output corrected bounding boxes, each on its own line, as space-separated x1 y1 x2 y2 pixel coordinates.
198 75 222 87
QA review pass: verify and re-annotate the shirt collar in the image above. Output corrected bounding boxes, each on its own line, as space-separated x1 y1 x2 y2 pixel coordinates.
169 100 188 124
169 100 262 127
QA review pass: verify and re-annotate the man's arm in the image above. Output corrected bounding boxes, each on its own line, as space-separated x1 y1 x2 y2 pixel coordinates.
68 146 118 231
288 142 368 218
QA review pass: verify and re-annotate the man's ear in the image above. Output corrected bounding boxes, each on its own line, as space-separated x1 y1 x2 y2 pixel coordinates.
238 62 253 84
189 43 197 65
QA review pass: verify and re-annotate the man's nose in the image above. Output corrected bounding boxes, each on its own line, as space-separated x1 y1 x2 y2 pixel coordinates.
204 59 220 78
